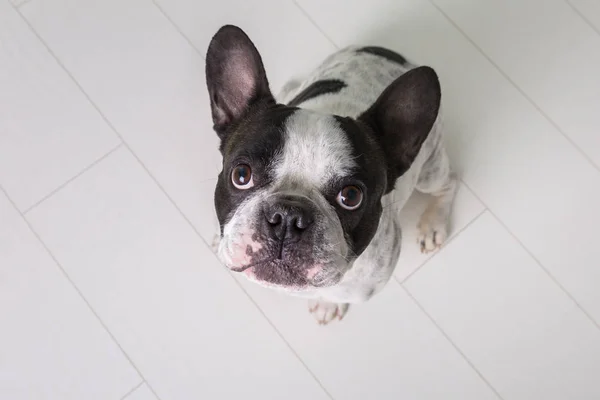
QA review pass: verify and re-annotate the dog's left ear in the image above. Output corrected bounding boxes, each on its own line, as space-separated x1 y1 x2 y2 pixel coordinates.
206 25 275 137
359 66 441 185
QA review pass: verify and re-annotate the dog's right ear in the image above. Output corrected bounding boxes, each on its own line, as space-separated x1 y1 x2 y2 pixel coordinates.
205 25 275 138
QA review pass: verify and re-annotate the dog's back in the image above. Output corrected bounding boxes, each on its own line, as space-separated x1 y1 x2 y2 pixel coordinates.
278 46 416 118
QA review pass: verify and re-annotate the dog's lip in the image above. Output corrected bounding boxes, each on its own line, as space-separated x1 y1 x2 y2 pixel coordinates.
230 259 343 288
229 257 276 272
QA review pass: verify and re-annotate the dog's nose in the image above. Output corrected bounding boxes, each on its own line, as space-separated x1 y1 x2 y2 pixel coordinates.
263 196 315 242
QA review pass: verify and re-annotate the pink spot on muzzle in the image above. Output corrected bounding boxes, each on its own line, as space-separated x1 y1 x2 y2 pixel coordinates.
305 265 322 280
228 228 263 268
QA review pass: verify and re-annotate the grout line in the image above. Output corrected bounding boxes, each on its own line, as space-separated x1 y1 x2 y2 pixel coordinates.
119 380 145 400
460 179 600 332
14 0 33 9
400 201 487 284
151 0 205 59
23 143 124 215
565 0 600 37
398 281 506 400
428 0 600 176
291 0 339 49
13 5 334 398
10 5 171 399
0 184 162 400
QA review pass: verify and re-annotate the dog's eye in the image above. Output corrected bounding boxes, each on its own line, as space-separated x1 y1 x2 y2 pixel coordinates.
336 185 363 210
231 164 254 189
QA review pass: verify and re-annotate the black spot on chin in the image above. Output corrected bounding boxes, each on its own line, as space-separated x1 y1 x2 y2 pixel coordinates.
288 79 347 107
253 260 310 287
357 46 407 66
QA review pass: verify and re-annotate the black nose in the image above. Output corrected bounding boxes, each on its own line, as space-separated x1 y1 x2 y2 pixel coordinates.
263 196 315 242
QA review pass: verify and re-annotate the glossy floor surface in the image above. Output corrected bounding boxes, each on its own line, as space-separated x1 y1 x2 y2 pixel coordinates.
2 0 600 399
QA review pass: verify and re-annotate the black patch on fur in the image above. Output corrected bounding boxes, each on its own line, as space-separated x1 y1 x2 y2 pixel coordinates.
326 116 388 257
287 79 347 107
214 105 298 231
357 46 407 65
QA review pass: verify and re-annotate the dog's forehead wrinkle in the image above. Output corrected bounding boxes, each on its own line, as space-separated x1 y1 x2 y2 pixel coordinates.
275 110 357 187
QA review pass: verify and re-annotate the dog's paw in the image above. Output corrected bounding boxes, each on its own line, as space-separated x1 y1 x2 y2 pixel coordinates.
308 300 349 325
417 219 447 254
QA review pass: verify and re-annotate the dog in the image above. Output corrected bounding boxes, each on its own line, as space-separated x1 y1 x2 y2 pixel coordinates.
206 25 457 324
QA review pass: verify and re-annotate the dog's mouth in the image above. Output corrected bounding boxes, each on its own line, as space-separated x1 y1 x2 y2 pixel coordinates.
229 257 343 289
229 257 276 273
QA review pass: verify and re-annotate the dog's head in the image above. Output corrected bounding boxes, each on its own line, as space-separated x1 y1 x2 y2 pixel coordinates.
206 25 440 292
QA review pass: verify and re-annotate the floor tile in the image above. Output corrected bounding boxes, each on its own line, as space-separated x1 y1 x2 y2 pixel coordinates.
0 0 120 211
405 212 600 400
296 0 600 325
122 384 158 400
154 0 336 92
10 0 600 398
0 190 139 400
569 0 600 32
432 0 600 169
26 147 330 400
9 0 29 7
234 276 498 400
21 0 222 238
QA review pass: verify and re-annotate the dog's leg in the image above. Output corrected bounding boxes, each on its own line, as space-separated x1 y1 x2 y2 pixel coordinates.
308 299 349 325
415 142 457 253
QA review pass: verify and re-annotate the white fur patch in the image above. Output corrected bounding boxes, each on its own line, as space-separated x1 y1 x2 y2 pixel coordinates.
274 110 357 188
218 195 265 268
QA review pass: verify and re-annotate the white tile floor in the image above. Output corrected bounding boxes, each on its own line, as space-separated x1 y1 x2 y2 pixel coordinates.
1 0 600 399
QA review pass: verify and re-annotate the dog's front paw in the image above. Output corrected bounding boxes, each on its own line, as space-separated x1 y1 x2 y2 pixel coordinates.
417 218 447 254
308 300 349 325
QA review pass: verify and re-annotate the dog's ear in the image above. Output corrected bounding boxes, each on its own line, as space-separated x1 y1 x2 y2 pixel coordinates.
206 25 275 137
359 66 441 185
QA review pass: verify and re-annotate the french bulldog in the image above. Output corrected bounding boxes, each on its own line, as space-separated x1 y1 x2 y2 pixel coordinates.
206 25 457 324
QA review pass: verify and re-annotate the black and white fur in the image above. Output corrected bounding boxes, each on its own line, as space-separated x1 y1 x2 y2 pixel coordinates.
206 26 457 324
